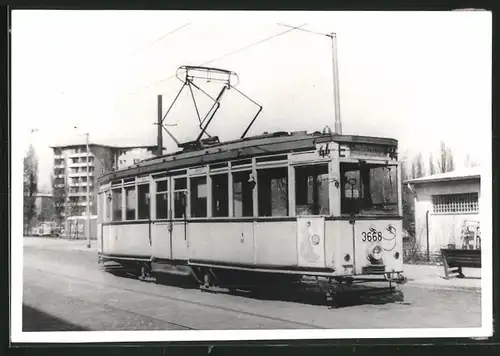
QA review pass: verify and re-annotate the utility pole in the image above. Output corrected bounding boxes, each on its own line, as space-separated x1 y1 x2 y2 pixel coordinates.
157 95 163 156
85 132 91 248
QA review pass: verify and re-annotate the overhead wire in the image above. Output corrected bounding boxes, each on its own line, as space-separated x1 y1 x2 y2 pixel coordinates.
131 23 192 57
122 23 308 97
276 23 331 37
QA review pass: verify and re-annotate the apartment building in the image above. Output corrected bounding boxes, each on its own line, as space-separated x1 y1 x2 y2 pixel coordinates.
52 141 159 218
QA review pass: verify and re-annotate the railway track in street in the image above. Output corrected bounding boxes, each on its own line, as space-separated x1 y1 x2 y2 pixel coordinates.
22 245 482 331
24 266 330 329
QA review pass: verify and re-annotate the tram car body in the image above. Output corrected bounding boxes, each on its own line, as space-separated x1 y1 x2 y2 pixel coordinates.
96 130 405 288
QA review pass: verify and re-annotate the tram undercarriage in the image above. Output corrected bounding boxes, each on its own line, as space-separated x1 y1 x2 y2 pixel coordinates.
99 256 406 306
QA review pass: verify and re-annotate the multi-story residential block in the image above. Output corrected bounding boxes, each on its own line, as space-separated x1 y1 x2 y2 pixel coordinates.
51 140 160 218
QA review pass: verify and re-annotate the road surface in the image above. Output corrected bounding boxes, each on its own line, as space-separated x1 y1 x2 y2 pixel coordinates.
21 239 481 331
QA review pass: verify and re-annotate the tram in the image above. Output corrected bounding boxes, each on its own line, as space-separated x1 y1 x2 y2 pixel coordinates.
96 66 406 292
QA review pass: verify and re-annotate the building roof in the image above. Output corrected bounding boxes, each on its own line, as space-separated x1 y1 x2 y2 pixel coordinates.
404 166 481 185
50 137 162 150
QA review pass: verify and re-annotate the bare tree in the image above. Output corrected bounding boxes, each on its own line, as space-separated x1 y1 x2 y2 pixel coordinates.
51 172 67 229
23 145 39 235
411 153 425 179
400 159 415 237
437 141 455 173
66 198 82 239
429 153 436 175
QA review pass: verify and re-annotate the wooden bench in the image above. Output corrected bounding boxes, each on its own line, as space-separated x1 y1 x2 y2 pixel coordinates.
440 248 481 279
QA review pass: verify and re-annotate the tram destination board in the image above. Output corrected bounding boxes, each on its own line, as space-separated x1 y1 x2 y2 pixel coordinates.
340 143 397 159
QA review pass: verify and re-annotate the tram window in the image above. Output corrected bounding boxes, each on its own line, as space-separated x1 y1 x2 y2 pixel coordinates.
173 178 187 219
258 167 288 217
232 171 254 217
190 176 207 218
367 165 398 214
125 186 136 220
97 193 106 222
340 163 398 215
105 191 111 221
155 180 168 219
212 174 229 217
112 188 122 221
295 164 330 215
175 178 187 190
138 184 150 219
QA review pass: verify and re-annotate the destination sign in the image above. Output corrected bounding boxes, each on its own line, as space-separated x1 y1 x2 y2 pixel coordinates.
188 166 209 175
340 143 397 159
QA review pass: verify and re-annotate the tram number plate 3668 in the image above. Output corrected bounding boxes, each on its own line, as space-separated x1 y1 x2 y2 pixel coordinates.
361 230 383 242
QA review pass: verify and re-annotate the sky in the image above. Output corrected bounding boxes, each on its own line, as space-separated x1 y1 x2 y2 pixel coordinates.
12 10 492 191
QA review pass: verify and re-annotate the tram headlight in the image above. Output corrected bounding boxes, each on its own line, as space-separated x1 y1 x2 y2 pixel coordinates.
368 245 383 261
394 252 400 259
344 253 351 262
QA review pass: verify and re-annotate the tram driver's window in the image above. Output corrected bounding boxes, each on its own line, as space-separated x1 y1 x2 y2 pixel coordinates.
340 164 361 215
233 171 254 217
190 176 207 218
212 174 228 217
138 184 150 219
258 167 288 217
125 186 136 220
112 188 122 221
295 164 329 215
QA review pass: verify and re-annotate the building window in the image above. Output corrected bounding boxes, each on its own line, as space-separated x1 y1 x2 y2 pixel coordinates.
432 193 479 213
112 188 122 221
156 180 168 219
190 176 207 218
173 178 187 219
212 174 228 217
295 164 329 216
125 186 136 220
138 184 150 219
258 167 288 217
232 171 253 217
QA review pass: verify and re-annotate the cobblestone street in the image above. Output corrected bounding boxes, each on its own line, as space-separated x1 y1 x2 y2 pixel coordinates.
22 239 482 331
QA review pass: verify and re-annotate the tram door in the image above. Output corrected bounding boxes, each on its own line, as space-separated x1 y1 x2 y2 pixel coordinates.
169 176 188 260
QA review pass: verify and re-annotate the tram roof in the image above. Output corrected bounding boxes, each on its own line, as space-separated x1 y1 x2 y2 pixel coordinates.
97 131 398 185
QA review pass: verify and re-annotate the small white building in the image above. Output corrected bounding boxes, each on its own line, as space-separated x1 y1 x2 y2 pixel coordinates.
115 147 157 170
404 167 481 255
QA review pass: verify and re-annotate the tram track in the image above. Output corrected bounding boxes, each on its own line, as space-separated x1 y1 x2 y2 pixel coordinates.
24 279 196 331
24 265 328 329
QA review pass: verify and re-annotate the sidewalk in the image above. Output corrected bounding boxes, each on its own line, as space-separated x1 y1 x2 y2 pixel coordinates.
403 263 481 291
23 236 98 253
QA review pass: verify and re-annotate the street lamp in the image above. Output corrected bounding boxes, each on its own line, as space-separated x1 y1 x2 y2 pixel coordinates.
74 126 91 249
277 23 343 135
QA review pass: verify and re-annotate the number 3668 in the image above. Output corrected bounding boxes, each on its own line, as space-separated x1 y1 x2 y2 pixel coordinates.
361 231 383 242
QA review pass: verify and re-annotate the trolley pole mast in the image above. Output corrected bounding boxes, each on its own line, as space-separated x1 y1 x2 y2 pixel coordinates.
328 32 342 135
157 95 163 156
85 132 91 249
276 24 343 135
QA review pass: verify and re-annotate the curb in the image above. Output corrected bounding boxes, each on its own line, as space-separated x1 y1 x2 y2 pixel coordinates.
404 279 481 292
